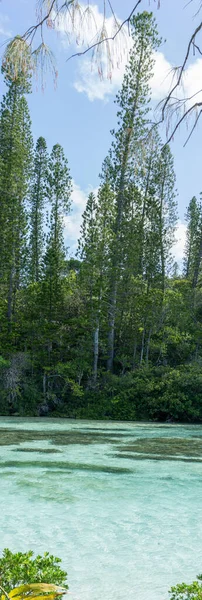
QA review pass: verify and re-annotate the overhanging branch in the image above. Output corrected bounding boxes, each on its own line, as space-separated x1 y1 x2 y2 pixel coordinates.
66 0 143 62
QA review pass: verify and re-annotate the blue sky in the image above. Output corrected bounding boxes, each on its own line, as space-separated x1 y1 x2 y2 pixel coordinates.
0 0 202 259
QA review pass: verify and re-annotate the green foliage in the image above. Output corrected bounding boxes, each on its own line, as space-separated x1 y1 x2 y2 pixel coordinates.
0 14 202 422
0 550 68 593
169 575 202 600
0 71 33 325
29 137 48 283
0 356 10 369
57 365 202 422
43 143 72 321
184 196 202 287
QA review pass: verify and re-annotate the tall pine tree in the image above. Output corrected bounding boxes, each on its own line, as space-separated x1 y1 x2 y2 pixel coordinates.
29 136 48 283
43 143 72 319
184 196 202 287
0 66 33 325
102 12 161 371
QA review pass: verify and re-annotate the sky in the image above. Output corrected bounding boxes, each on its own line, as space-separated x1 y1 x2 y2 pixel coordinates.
0 0 202 261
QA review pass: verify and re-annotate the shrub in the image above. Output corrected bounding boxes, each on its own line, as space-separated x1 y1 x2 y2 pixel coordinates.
169 575 202 600
0 550 68 593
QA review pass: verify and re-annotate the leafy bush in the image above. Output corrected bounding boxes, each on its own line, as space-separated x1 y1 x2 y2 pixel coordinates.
169 574 202 600
0 550 68 593
1 360 202 422
75 365 202 422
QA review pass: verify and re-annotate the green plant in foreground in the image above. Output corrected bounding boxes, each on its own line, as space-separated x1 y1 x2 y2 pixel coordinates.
0 550 68 594
170 575 202 600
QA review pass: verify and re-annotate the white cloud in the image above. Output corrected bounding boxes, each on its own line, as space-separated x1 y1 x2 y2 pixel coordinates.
55 1 202 107
172 221 187 264
74 48 175 102
150 52 174 100
74 58 125 101
54 2 173 102
54 2 131 101
181 58 202 105
73 50 174 103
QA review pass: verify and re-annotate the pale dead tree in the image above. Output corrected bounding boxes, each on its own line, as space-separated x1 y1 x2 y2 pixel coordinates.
2 0 202 142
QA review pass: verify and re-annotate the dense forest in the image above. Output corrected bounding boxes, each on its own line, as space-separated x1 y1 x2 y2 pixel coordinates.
1 12 202 422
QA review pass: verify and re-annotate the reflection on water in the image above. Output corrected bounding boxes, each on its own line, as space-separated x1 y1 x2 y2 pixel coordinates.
0 418 202 600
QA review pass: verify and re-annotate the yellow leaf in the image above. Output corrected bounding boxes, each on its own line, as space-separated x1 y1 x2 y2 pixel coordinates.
9 585 66 599
9 586 30 598
29 595 62 600
12 594 63 600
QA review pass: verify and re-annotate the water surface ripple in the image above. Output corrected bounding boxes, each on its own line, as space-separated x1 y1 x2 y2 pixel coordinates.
0 418 202 600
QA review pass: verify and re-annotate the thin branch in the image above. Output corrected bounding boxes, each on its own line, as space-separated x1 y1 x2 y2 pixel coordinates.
193 41 202 54
184 0 202 16
157 88 202 111
23 0 57 42
66 0 143 62
184 107 202 145
161 20 202 122
107 0 117 22
166 101 202 143
0 585 11 600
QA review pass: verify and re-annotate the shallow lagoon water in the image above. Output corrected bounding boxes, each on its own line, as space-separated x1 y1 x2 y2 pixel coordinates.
0 418 202 600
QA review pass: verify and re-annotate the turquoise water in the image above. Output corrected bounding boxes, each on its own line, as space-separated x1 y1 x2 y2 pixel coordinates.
0 418 202 600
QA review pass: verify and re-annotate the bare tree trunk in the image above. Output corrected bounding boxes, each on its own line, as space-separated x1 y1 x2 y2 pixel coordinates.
7 247 15 325
132 338 137 370
159 170 166 295
78 370 83 386
7 270 13 324
186 244 191 279
107 283 117 371
139 154 153 275
43 372 47 396
93 318 99 383
145 327 152 366
140 326 145 365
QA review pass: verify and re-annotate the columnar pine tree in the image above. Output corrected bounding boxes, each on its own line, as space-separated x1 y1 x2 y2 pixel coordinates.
104 135 177 369
29 136 48 283
0 67 33 325
134 142 176 364
102 12 161 371
154 144 177 292
184 196 202 287
78 191 100 382
78 183 115 382
44 143 72 319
